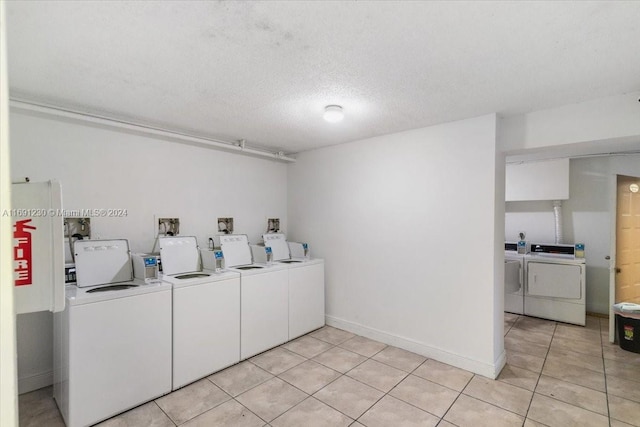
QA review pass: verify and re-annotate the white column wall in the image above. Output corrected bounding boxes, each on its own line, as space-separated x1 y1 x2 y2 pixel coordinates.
288 114 504 377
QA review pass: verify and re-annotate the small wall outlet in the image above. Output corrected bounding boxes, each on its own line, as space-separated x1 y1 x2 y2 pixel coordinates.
266 218 280 233
64 217 91 239
217 217 233 234
158 217 180 236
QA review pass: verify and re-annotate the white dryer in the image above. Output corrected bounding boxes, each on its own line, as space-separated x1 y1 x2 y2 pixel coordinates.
159 236 241 390
53 239 172 427
525 243 586 326
504 242 526 315
220 234 289 360
262 234 326 339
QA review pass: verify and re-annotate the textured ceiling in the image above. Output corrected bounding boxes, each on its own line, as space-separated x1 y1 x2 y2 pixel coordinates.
6 1 640 154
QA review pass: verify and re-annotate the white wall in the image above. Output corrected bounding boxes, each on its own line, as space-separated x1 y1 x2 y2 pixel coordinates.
505 159 570 201
288 114 505 378
11 109 288 393
500 91 640 152
506 155 640 315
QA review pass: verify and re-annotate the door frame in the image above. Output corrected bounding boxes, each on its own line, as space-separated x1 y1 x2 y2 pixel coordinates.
608 174 618 342
609 173 640 341
0 0 19 424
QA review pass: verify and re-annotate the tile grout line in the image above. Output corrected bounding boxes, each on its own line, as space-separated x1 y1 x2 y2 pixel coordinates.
177 381 236 426
206 335 340 425
230 395 271 426
522 318 560 426
438 372 476 425
296 337 437 424
319 348 403 422
600 318 613 427
353 351 441 426
303 354 378 422
517 316 624 426
240 329 385 425
245 328 404 424
151 400 178 426
207 360 274 399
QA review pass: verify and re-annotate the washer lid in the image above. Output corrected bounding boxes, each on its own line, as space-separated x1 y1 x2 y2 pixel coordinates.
66 279 171 305
74 239 132 287
288 242 305 258
159 236 200 275
262 233 290 261
220 234 252 267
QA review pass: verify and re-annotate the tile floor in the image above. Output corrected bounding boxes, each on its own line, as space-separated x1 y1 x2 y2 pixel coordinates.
19 315 640 426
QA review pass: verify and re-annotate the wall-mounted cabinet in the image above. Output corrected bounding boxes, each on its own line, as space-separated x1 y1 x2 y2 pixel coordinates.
506 158 570 201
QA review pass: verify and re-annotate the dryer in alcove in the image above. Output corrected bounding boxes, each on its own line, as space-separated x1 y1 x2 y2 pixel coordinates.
524 243 586 326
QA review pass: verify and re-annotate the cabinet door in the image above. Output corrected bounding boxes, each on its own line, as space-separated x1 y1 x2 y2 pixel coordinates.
527 262 582 299
289 263 325 339
241 270 289 359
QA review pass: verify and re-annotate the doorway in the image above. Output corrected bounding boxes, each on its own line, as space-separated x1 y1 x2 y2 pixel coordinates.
614 174 640 304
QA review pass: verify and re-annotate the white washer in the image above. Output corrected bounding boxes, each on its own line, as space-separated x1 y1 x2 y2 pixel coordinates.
220 234 289 360
525 243 586 326
159 236 241 390
262 234 326 339
504 242 526 315
54 240 172 427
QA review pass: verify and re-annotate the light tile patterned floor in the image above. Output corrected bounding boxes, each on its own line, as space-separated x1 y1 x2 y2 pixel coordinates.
18 315 640 426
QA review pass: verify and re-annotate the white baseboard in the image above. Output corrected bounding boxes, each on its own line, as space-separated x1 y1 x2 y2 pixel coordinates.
326 315 506 379
19 370 53 395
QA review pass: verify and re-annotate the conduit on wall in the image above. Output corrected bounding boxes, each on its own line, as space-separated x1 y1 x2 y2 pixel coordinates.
553 200 563 244
9 99 296 163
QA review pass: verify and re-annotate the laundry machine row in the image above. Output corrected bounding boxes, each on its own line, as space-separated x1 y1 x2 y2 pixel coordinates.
504 242 586 326
165 233 324 367
55 235 325 426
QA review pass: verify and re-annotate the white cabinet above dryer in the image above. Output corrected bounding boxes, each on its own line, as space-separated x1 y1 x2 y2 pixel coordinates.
506 158 569 201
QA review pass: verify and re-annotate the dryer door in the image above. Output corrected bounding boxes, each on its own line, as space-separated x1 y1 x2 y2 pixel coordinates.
527 262 582 299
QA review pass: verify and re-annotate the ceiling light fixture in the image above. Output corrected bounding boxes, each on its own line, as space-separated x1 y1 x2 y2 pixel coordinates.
323 105 344 123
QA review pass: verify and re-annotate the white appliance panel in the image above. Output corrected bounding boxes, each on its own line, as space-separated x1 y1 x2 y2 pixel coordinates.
524 297 586 326
220 235 253 267
159 236 200 275
241 268 289 359
60 289 171 427
263 233 290 261
173 277 240 389
288 261 325 339
505 260 521 293
504 251 525 315
527 262 582 299
74 239 132 287
288 242 306 258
